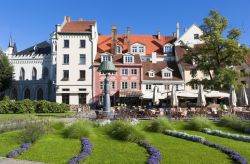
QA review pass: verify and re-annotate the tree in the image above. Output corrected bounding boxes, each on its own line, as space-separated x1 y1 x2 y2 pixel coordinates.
0 53 14 94
182 10 249 90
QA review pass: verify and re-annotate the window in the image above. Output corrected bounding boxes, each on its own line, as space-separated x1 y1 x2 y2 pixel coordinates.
20 67 25 80
11 88 18 100
62 88 70 91
24 88 30 99
122 68 129 76
100 81 104 89
32 67 37 80
42 67 49 79
62 70 69 80
111 81 115 89
79 54 86 64
79 93 86 104
131 69 138 75
131 82 137 89
194 34 199 40
191 84 198 90
99 95 104 105
64 40 69 48
122 82 128 89
62 93 69 104
79 88 87 91
124 56 133 63
148 71 155 77
139 46 144 53
80 40 86 48
79 70 85 81
63 54 69 64
132 46 137 53
146 84 152 90
163 72 171 78
102 55 111 62
165 85 170 90
164 45 173 53
176 85 179 90
116 46 122 54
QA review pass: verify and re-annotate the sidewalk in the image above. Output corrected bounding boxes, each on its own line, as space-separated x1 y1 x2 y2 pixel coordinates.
0 157 45 164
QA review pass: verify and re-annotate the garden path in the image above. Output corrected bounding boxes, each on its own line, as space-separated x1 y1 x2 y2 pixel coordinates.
0 157 46 164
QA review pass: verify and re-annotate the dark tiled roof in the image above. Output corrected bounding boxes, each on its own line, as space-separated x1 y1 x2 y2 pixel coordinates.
98 35 176 56
17 41 51 55
94 53 141 65
175 46 194 70
60 21 95 33
142 61 182 81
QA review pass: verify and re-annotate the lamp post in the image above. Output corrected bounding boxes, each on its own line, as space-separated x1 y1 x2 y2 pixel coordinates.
97 61 116 114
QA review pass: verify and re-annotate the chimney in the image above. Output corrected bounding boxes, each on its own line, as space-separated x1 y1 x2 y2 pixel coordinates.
126 27 131 53
172 32 176 37
152 52 157 64
176 22 180 39
111 25 117 54
157 31 161 39
64 16 71 23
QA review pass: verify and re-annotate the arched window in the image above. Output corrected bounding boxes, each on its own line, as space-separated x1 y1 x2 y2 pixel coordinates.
24 88 30 99
11 88 18 100
32 67 37 80
20 67 25 80
42 67 49 79
37 88 43 100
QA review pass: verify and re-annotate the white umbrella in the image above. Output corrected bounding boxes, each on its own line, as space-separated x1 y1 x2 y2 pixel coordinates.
171 85 178 107
240 87 248 106
196 84 206 107
229 85 237 107
153 85 160 105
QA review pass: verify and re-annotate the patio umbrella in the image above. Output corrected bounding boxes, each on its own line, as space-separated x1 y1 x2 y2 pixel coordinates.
229 85 237 107
153 85 160 105
240 86 248 106
171 85 178 107
196 84 206 107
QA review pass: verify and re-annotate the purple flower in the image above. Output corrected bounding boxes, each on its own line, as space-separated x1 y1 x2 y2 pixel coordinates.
138 140 161 164
7 142 32 158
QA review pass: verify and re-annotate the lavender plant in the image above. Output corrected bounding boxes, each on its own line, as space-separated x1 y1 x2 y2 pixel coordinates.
68 138 93 164
138 140 161 164
7 142 32 158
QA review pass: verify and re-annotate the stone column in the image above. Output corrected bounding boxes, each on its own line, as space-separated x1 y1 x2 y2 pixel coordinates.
104 74 110 113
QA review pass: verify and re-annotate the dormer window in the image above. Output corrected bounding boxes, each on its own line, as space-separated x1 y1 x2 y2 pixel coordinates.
139 46 144 53
164 44 173 54
123 53 134 64
161 67 173 79
101 54 112 62
132 46 137 53
116 45 122 54
131 43 145 54
148 70 155 78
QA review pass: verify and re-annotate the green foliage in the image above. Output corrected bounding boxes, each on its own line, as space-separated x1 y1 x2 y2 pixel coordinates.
51 122 65 131
186 117 213 131
182 10 249 90
0 99 13 114
145 118 173 132
0 55 13 92
19 121 50 143
9 99 36 113
105 121 145 142
63 120 93 139
219 115 250 133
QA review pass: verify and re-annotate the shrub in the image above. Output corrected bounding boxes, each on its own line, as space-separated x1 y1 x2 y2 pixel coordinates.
145 118 173 132
19 120 50 143
0 100 12 114
51 121 65 131
35 100 50 113
105 121 145 142
219 115 250 133
186 116 213 131
64 121 93 139
9 99 36 113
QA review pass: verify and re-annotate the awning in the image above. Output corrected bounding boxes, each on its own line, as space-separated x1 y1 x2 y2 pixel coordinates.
119 90 142 97
176 90 197 98
205 91 229 98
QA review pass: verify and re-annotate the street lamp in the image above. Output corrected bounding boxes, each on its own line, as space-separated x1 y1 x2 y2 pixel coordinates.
97 61 116 114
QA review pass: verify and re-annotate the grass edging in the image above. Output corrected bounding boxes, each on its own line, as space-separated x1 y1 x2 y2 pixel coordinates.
163 130 247 164
7 143 32 158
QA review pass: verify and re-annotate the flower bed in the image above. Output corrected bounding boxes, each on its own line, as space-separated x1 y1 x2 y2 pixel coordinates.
164 130 247 164
203 128 250 142
7 143 32 158
138 140 161 164
68 138 93 164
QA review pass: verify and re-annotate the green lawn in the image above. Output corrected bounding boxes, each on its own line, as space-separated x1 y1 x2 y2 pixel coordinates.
0 112 75 119
0 119 249 164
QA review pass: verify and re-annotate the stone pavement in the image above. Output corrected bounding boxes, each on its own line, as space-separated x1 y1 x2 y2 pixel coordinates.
0 157 46 164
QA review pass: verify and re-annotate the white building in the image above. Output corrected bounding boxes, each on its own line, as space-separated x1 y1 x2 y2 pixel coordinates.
52 16 98 105
4 39 55 101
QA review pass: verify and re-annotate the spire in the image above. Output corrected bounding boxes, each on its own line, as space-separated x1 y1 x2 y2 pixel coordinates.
8 35 13 47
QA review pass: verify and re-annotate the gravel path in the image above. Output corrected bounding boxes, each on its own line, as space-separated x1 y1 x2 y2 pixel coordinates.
0 157 46 164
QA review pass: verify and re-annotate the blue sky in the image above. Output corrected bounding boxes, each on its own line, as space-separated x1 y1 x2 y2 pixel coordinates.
0 0 249 51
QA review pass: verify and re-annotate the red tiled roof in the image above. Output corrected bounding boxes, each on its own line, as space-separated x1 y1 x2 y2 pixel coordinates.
98 35 176 55
142 61 182 81
60 21 95 33
94 53 141 65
